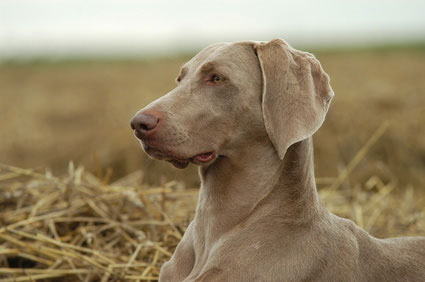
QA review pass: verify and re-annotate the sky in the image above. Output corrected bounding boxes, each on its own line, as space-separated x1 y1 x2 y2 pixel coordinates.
0 0 424 58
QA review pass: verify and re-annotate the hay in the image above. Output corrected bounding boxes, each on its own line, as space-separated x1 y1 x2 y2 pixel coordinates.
0 163 197 281
0 147 424 281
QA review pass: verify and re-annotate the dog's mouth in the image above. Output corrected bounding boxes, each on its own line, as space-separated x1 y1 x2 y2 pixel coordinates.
143 144 216 169
193 152 215 163
168 152 215 169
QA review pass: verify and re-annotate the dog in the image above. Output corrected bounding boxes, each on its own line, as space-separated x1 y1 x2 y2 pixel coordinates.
131 39 425 281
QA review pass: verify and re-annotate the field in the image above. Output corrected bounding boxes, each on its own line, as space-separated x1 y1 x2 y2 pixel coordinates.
1 48 425 280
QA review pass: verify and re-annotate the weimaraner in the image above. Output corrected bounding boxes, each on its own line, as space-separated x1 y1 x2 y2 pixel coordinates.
131 39 425 282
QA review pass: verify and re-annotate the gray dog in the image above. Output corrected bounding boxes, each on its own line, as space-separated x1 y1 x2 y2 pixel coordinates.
131 39 425 282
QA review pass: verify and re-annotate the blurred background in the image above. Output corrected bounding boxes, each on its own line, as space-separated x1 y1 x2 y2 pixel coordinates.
1 0 425 189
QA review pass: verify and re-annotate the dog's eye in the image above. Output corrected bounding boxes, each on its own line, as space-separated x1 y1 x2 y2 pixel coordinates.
212 75 221 82
206 74 225 85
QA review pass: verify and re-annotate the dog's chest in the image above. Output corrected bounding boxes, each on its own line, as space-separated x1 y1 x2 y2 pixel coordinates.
184 221 322 281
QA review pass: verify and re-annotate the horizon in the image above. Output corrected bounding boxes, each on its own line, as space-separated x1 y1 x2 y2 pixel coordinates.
1 0 424 59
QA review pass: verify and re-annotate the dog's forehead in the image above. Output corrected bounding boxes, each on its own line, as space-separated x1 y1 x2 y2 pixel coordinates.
185 42 252 71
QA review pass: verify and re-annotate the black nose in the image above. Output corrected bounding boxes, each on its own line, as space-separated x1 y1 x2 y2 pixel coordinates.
130 112 160 136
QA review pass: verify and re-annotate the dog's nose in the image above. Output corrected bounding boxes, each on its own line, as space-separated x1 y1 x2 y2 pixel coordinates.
130 112 160 137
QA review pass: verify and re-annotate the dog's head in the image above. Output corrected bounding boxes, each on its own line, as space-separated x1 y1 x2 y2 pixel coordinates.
131 39 334 168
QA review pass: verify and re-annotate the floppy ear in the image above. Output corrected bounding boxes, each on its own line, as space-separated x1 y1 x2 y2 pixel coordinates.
254 39 334 160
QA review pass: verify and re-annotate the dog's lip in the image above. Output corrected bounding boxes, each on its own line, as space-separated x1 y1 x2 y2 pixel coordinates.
192 152 215 163
142 142 216 166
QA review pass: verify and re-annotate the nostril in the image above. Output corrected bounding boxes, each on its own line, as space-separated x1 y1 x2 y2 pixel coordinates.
140 123 150 131
131 113 160 134
140 116 159 131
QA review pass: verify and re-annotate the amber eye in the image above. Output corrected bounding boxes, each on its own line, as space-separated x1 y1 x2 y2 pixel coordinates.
212 75 221 83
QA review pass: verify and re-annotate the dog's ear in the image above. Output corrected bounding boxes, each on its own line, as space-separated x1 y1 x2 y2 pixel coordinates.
254 39 334 160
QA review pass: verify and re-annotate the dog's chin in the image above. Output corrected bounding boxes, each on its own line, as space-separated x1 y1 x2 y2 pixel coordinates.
167 159 190 169
142 144 216 169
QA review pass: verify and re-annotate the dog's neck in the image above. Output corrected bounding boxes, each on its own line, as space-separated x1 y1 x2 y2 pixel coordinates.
196 137 325 240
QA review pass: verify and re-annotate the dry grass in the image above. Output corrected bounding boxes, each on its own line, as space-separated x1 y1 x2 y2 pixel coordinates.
0 162 194 281
0 50 425 188
0 167 423 281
